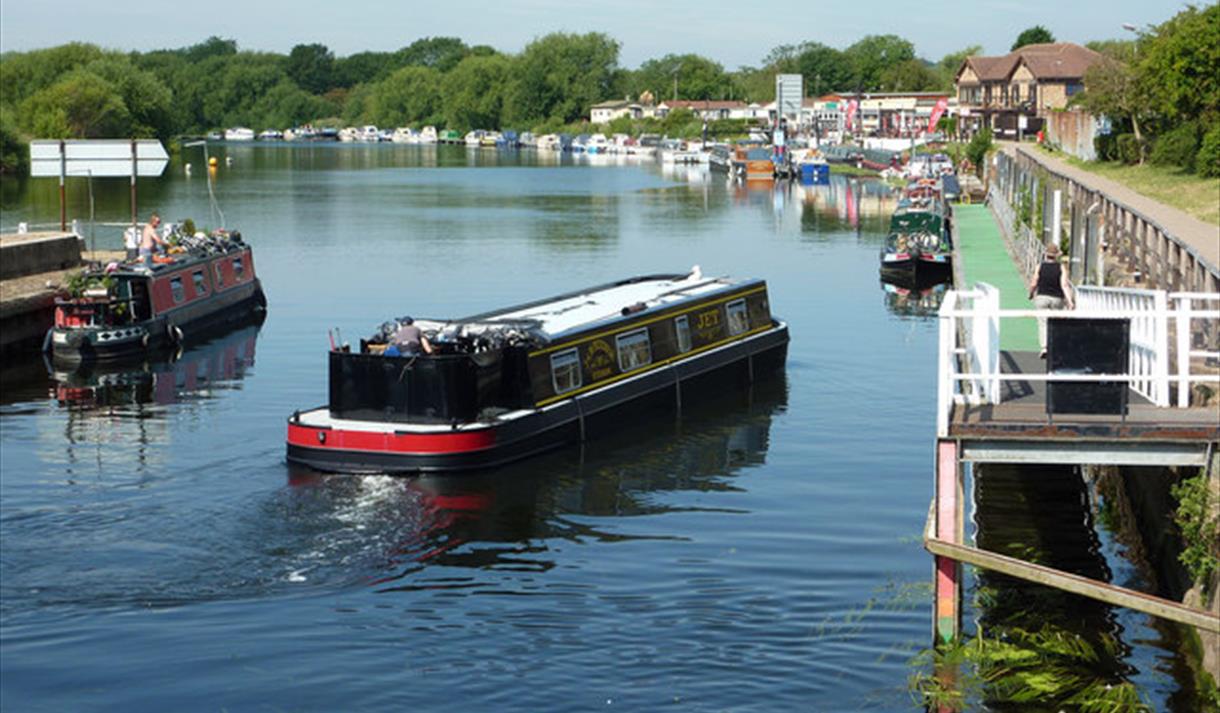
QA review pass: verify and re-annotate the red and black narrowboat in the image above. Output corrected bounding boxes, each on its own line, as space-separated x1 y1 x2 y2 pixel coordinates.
47 232 265 364
287 269 789 474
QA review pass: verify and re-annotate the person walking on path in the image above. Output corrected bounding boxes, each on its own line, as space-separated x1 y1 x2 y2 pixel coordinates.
1028 242 1075 358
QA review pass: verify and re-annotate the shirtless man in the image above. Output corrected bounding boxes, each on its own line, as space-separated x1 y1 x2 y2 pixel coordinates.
139 212 166 267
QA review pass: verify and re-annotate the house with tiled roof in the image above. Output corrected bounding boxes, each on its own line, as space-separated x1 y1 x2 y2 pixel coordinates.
955 43 1104 138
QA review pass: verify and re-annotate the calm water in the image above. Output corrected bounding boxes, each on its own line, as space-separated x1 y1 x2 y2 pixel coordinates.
0 145 1201 710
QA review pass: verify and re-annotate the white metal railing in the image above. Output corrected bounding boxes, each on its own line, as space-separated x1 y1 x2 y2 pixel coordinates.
937 282 1220 437
1076 286 1168 406
1172 292 1220 407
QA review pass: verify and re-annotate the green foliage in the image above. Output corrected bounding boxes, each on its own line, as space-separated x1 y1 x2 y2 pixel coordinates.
965 128 993 169
287 43 334 94
909 626 1150 712
1171 469 1219 591
1139 5 1220 128
843 34 915 90
367 66 444 128
1197 123 1220 178
442 54 513 131
1116 133 1142 164
632 53 730 102
1012 25 1056 50
878 59 943 92
1149 121 1199 170
795 43 851 95
0 110 29 175
1094 132 1119 161
512 33 620 125
937 45 981 88
19 71 132 138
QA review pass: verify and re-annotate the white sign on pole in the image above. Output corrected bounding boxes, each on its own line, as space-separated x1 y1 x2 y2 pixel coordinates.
775 74 804 123
29 139 169 178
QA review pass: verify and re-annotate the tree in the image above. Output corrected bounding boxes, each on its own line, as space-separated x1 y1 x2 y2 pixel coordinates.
796 43 851 95
19 71 131 138
633 53 729 102
878 59 942 92
843 35 915 90
1077 49 1150 162
511 33 620 124
443 54 514 130
370 66 443 127
394 37 469 72
1012 26 1055 51
287 43 335 94
1138 4 1220 127
81 57 175 137
936 45 982 89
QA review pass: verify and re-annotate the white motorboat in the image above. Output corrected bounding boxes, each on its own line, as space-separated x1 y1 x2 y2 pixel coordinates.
338 127 359 142
391 127 417 144
464 130 484 147
224 127 255 141
359 126 381 142
257 129 283 141
418 126 439 144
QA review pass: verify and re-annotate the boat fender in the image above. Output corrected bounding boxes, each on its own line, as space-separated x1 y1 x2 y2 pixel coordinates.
168 323 184 344
41 328 53 354
142 333 150 348
255 289 267 311
621 302 646 316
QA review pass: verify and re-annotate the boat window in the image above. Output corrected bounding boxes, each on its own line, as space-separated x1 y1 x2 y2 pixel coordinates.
214 263 225 288
170 276 185 303
551 348 582 394
674 315 692 353
192 271 208 296
616 328 652 371
233 257 245 279
726 299 749 335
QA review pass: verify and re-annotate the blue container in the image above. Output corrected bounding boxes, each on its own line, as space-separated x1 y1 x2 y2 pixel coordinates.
800 163 830 185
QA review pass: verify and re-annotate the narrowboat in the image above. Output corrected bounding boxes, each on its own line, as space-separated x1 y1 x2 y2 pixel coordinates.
879 179 953 284
286 269 789 474
731 146 776 182
46 232 265 364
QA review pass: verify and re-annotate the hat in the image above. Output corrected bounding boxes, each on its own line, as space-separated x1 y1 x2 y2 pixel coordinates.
1045 243 1060 258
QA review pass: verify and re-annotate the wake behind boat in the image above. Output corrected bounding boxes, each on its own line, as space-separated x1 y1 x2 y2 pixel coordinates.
286 268 789 473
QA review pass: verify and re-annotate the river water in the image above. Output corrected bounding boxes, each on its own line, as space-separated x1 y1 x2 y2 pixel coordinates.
0 145 1204 710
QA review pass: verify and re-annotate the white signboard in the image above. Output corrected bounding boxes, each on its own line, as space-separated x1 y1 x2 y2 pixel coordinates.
775 73 804 122
30 139 169 178
1018 115 1029 130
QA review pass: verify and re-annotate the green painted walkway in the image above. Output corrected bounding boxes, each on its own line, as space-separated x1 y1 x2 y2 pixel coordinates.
954 204 1039 351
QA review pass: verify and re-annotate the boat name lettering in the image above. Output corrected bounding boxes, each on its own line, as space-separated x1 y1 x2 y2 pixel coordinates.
696 308 720 335
583 339 616 380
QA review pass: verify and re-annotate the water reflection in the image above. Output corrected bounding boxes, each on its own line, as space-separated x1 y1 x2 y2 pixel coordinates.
880 279 950 318
50 321 261 410
286 372 788 589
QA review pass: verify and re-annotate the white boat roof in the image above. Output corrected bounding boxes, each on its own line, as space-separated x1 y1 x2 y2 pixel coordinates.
486 269 747 338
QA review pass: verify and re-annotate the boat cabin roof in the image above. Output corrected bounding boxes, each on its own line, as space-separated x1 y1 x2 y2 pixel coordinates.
434 271 753 345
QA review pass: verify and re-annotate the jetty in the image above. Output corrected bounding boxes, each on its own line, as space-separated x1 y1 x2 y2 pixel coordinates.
0 231 122 356
926 163 1220 655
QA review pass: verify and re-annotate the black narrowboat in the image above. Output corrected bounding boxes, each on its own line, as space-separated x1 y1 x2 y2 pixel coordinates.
47 232 265 364
286 269 789 474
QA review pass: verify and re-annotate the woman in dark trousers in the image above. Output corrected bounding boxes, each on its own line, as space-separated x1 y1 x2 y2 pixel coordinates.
1028 242 1075 358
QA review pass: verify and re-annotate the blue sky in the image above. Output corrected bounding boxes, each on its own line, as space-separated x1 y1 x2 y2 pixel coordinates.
0 1 1186 68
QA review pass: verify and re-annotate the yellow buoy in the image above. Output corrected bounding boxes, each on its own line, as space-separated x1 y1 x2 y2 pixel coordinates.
209 156 218 167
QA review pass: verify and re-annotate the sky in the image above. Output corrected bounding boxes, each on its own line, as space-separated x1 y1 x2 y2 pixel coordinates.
0 0 1186 68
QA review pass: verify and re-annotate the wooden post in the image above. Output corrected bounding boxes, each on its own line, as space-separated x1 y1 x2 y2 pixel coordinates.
934 438 962 644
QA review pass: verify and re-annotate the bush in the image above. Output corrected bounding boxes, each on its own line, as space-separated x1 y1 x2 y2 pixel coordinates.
1149 121 1199 171
1093 132 1118 162
1197 123 1220 178
1115 133 1142 164
965 128 993 171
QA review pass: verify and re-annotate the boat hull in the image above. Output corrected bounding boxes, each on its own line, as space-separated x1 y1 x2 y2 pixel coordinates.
50 280 265 365
286 321 789 474
879 253 952 285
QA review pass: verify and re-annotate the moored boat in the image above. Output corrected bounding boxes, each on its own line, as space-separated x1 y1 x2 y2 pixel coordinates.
286 269 789 474
47 231 266 364
880 178 954 283
224 127 255 141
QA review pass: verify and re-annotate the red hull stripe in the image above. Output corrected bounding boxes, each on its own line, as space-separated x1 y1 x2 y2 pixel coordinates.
287 422 497 455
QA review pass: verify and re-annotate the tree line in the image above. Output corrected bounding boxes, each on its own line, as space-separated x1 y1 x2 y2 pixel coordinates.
0 32 976 173
1076 4 1220 177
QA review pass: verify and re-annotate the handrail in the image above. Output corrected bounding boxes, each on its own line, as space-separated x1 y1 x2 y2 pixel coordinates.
937 282 1219 435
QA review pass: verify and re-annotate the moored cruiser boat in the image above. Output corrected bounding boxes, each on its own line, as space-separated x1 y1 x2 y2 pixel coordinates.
224 127 255 141
47 231 265 364
286 269 789 473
